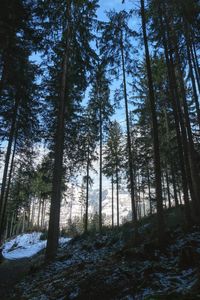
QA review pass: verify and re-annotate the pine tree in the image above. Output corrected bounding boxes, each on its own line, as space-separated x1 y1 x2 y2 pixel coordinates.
140 0 165 244
100 10 138 234
42 0 99 261
88 62 113 231
103 121 124 227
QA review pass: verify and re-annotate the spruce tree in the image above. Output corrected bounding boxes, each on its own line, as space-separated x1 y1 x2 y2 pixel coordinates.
88 62 113 231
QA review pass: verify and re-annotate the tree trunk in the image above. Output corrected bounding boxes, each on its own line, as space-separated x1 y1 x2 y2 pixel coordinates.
174 43 200 218
159 5 192 225
45 0 71 262
140 0 165 244
0 95 19 238
142 189 145 217
31 199 35 226
37 197 42 228
190 43 200 94
111 175 114 228
184 21 200 127
84 146 90 233
40 199 45 228
171 164 179 207
99 106 103 232
120 30 138 236
165 167 171 209
0 132 17 235
116 168 119 227
147 166 152 215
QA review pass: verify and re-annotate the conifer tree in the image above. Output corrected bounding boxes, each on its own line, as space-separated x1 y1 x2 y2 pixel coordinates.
41 0 99 260
100 10 138 233
140 0 165 243
88 62 113 231
103 121 124 227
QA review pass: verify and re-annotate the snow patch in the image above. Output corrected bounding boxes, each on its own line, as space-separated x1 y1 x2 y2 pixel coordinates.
2 232 71 260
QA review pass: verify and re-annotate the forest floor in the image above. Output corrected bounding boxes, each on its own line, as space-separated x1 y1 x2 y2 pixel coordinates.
0 254 44 300
1 207 200 300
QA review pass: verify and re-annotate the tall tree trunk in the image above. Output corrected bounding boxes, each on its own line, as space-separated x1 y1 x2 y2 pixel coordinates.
184 22 200 127
45 1 71 262
116 168 119 227
40 198 45 228
9 212 15 238
99 106 103 232
140 0 165 244
147 166 152 215
0 95 19 238
159 6 192 225
111 174 114 228
165 167 171 209
174 42 200 218
142 189 145 217
192 42 200 81
171 164 179 207
84 146 90 233
120 30 138 236
190 43 200 94
0 133 17 234
166 8 200 218
37 197 42 228
31 199 35 226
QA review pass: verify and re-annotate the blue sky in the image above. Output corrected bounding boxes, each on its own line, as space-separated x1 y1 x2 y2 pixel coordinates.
98 0 132 19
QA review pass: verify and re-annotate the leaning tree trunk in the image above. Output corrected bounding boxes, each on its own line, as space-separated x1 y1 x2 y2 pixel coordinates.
140 0 165 244
45 1 71 262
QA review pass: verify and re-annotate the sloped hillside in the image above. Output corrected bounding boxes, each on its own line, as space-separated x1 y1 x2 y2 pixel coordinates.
10 208 200 300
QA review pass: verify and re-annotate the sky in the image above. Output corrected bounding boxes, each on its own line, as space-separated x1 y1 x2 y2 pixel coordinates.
98 0 132 19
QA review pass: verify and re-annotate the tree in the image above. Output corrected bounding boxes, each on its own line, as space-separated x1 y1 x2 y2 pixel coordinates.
43 0 99 261
100 10 138 234
88 62 113 231
103 121 124 227
140 0 165 244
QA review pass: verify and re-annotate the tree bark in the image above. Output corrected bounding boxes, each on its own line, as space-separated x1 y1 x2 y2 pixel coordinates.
84 146 90 233
99 104 103 232
116 168 119 227
159 5 192 225
140 0 165 244
45 0 71 262
0 95 19 238
0 132 17 235
120 30 138 236
184 21 200 127
111 175 114 228
190 43 200 94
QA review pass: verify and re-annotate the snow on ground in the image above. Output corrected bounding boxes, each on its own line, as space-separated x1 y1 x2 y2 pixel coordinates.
2 232 71 260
